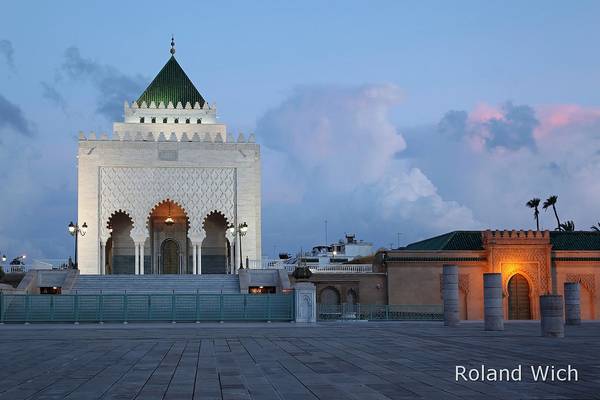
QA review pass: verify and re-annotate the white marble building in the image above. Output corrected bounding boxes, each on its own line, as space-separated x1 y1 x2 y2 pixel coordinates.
76 40 261 275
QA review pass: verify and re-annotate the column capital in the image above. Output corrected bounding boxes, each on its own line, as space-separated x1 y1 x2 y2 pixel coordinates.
131 235 148 245
189 231 206 245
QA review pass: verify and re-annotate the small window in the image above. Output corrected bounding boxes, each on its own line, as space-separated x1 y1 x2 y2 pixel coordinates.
185 118 190 124
151 117 156 123
196 119 202 124
163 118 168 123
174 118 179 124
139 117 145 123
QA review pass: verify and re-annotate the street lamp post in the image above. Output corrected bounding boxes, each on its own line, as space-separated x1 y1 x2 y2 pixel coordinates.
227 222 248 271
68 221 88 269
0 253 6 273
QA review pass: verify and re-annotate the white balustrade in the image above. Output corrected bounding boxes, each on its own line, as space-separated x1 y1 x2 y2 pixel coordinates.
247 259 373 273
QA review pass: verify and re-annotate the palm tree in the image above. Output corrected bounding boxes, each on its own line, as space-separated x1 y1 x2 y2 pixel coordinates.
526 198 541 230
559 220 575 232
592 223 600 232
543 195 561 230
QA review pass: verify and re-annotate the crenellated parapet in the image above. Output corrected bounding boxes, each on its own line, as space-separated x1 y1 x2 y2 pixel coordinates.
483 229 551 246
123 100 218 124
78 129 257 144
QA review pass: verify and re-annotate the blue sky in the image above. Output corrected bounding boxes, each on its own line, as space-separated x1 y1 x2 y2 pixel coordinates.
2 1 600 260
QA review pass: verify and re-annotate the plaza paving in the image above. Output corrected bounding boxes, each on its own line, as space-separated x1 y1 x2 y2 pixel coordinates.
0 321 598 400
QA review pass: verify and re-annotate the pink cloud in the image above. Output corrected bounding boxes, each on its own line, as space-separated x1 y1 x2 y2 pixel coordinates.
469 103 503 123
535 104 600 139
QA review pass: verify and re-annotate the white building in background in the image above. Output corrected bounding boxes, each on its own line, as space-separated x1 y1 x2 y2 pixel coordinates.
76 39 261 275
307 234 373 265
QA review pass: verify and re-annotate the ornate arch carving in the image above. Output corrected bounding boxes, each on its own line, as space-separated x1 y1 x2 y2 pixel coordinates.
102 209 136 243
565 273 596 294
503 269 537 298
100 166 235 239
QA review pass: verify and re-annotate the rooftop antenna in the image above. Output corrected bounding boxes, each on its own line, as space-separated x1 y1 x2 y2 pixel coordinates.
170 35 176 55
324 219 328 245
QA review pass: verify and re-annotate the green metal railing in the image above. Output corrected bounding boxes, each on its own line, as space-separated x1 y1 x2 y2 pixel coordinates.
0 293 294 323
317 304 443 321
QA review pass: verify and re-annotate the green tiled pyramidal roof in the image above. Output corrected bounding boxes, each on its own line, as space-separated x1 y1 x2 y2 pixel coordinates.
137 56 205 107
404 230 600 251
405 231 484 251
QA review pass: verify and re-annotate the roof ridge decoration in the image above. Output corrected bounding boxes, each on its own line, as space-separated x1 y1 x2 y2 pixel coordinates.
136 38 206 109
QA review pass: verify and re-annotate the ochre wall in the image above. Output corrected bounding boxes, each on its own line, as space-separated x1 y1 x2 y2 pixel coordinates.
290 273 387 305
554 258 600 320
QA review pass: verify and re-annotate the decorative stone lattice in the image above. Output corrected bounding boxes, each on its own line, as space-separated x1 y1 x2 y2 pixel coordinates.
438 273 470 298
100 167 235 240
566 273 596 294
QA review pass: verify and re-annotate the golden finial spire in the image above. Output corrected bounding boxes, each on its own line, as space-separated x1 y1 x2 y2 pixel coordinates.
170 36 176 55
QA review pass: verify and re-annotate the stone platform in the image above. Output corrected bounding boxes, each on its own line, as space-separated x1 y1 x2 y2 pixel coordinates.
0 321 598 399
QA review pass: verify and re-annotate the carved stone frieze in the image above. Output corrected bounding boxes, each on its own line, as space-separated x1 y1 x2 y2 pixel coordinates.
99 167 235 239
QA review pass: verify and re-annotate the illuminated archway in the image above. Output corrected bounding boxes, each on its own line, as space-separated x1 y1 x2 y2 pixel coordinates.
508 273 531 319
147 200 189 274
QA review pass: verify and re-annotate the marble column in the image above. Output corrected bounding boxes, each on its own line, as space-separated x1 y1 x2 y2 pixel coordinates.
540 294 564 337
197 244 202 275
139 242 145 275
226 233 234 274
484 273 503 331
193 244 198 275
442 264 459 327
134 243 140 275
564 282 581 325
100 242 106 275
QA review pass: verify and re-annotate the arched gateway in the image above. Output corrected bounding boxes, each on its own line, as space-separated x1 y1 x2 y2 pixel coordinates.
77 40 261 274
508 273 531 320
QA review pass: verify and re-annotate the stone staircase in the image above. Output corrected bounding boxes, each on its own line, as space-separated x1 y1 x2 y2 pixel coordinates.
69 274 241 294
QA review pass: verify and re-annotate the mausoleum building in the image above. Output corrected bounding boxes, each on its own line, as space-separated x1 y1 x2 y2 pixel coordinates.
76 41 261 275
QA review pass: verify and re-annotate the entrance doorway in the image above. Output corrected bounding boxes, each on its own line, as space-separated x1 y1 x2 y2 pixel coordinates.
508 273 531 319
161 239 180 274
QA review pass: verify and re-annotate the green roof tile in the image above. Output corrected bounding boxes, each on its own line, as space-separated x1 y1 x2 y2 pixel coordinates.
405 230 600 252
405 231 484 251
137 56 205 107
549 231 600 251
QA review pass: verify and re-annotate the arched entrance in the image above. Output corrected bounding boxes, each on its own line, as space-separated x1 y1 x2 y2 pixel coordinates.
106 212 135 274
161 239 180 274
148 200 189 274
201 212 228 274
508 274 531 319
320 287 341 305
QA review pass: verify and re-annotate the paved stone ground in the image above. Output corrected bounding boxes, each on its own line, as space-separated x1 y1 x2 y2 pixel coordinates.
0 321 598 400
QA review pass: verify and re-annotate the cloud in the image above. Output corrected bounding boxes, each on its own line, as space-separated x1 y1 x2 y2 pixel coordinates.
0 39 14 69
59 47 146 121
257 84 479 250
404 102 600 233
0 93 34 137
440 101 539 152
40 82 67 110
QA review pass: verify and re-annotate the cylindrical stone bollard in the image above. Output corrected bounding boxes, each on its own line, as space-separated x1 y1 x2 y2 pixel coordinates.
484 273 504 331
540 295 564 337
564 282 581 325
443 264 459 327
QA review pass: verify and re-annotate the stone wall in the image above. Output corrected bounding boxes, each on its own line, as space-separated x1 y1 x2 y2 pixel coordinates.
77 132 261 274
